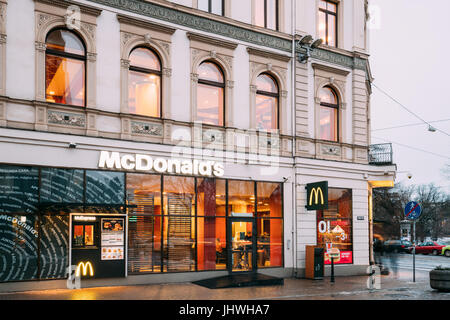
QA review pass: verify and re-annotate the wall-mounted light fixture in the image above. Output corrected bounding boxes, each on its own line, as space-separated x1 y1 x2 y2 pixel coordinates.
297 35 323 64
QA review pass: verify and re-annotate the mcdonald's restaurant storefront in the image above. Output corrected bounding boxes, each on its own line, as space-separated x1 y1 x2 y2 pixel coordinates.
0 151 287 285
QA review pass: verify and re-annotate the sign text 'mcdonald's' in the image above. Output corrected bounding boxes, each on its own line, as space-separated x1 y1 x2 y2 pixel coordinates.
98 151 225 177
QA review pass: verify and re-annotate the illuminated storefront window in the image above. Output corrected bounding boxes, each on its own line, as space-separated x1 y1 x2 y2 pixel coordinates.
317 188 353 265
163 176 196 272
197 178 226 270
126 174 162 273
0 164 285 281
256 182 283 267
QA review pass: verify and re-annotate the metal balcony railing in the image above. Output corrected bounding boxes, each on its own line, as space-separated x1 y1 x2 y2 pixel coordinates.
369 143 393 165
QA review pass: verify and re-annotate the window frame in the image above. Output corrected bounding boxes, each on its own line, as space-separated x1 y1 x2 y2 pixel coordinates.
198 0 225 16
197 60 226 127
255 73 280 131
319 86 339 142
318 0 338 47
45 27 87 108
255 0 279 31
128 46 163 119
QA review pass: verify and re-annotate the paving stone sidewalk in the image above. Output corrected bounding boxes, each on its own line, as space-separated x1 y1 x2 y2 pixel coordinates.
0 273 448 300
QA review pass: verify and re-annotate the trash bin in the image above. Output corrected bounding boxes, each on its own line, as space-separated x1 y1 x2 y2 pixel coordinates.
305 245 324 280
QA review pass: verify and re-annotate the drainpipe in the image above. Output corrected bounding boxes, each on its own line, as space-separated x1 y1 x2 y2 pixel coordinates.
290 0 297 278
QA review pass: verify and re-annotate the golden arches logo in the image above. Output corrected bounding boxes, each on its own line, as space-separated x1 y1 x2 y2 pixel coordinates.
76 261 94 277
309 187 324 206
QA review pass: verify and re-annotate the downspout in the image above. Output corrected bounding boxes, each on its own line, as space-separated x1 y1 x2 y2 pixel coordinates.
291 0 297 278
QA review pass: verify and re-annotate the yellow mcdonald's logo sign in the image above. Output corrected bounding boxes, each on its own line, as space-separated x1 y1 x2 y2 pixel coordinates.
76 261 94 277
306 181 328 210
309 187 324 206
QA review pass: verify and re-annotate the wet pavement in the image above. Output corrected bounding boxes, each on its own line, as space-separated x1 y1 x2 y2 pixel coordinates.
0 270 448 300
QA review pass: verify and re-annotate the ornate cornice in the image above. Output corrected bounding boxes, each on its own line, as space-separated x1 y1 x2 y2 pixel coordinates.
88 0 290 52
86 0 367 71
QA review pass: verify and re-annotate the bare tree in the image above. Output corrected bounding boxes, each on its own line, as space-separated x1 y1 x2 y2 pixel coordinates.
373 183 449 241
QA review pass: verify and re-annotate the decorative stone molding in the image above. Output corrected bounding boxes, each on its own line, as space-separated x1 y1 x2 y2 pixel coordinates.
321 144 341 156
131 121 164 136
202 128 225 145
258 134 280 150
47 110 86 128
0 101 6 126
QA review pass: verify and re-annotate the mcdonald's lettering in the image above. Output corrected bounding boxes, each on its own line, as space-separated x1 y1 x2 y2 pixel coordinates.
305 181 328 210
76 261 94 277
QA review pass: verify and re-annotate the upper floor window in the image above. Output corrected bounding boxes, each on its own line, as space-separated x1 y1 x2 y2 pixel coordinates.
318 0 337 47
197 61 225 126
256 73 279 131
198 0 224 15
45 28 86 107
128 47 162 118
319 86 338 141
255 0 278 31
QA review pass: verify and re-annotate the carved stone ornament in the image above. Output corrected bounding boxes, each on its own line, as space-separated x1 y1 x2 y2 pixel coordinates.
47 110 86 127
144 33 152 44
202 129 224 144
321 144 341 156
131 121 163 136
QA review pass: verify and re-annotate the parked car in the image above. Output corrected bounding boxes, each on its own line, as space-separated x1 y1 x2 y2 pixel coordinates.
410 241 446 255
383 240 412 253
441 245 450 257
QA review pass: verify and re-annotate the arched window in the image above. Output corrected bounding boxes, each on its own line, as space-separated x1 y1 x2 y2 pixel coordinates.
319 86 339 141
128 47 162 118
255 73 279 130
45 28 86 107
197 61 225 126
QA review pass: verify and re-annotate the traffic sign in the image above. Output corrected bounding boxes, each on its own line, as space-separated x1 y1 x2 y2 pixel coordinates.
404 201 421 220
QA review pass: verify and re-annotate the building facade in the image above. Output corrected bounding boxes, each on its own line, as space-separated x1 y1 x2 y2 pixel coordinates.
0 0 396 290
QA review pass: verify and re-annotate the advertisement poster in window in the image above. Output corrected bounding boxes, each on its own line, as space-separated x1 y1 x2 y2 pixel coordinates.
101 218 124 260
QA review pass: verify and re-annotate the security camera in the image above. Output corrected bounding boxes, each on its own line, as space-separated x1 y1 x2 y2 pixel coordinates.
68 142 77 149
310 38 323 49
298 34 313 46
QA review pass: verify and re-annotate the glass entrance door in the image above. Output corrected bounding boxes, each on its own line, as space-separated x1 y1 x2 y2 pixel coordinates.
230 220 255 272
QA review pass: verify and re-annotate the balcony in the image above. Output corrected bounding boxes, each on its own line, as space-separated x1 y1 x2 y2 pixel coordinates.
369 143 393 165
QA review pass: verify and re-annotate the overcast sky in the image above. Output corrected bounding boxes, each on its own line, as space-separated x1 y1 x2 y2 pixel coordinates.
368 0 450 193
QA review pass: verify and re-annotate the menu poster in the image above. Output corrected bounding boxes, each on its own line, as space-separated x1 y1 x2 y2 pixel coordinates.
101 218 124 260
102 218 124 232
101 246 124 261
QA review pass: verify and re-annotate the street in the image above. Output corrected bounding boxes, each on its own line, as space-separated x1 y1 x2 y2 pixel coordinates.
380 252 450 277
0 254 448 301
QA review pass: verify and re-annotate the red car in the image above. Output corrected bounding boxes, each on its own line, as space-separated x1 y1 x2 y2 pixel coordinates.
410 241 445 255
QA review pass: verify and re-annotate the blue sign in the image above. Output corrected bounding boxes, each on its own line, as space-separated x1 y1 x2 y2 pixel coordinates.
404 201 422 220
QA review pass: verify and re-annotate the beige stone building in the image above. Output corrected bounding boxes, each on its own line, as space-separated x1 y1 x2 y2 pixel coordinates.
0 0 395 290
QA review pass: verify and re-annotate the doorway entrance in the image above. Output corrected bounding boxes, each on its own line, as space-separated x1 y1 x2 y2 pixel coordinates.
228 219 256 273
